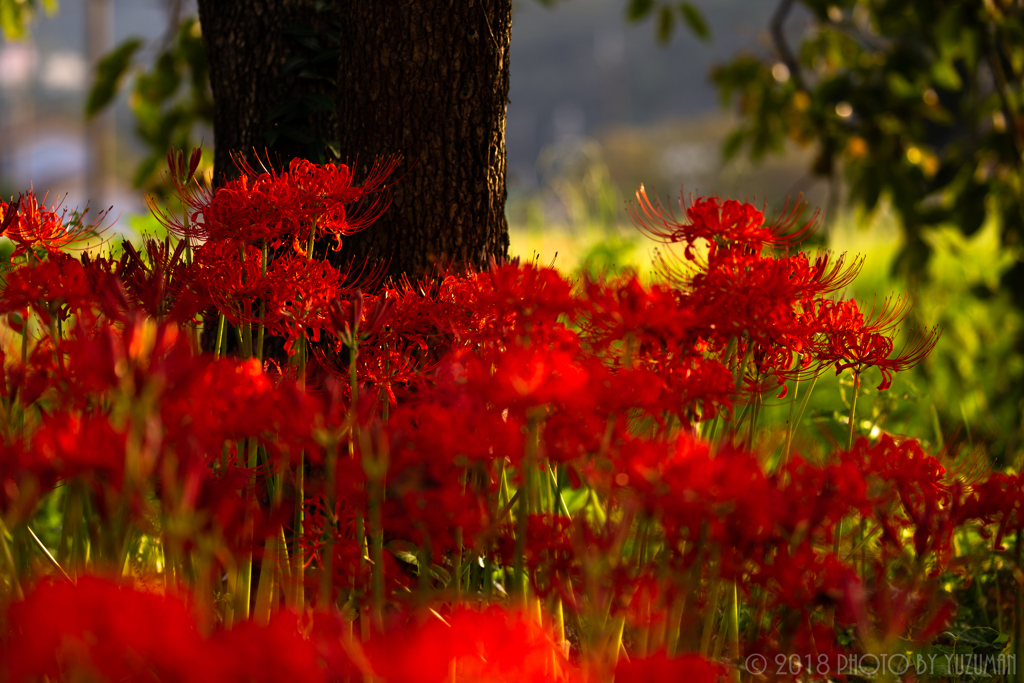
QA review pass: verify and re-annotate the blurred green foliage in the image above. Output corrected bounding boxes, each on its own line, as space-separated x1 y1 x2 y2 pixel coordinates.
533 0 712 45
0 0 55 40
708 1 1024 294
85 18 213 196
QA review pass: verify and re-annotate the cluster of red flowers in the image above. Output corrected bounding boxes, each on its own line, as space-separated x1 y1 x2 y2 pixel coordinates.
0 158 1009 682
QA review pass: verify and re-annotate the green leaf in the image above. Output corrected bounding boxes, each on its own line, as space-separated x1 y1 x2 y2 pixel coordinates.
931 59 962 91
722 129 746 160
626 0 655 22
85 38 143 118
132 155 161 189
0 0 27 40
135 52 181 104
655 6 675 44
679 2 711 41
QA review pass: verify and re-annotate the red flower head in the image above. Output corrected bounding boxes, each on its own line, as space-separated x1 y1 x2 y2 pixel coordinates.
812 296 940 390
0 191 110 260
630 186 816 259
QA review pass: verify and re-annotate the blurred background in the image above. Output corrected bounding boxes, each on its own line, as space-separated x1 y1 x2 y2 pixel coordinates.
0 0 819 244
2 0 1023 464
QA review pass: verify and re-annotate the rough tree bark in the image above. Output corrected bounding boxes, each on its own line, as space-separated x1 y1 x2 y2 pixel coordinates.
333 0 512 277
195 0 512 278
195 0 339 184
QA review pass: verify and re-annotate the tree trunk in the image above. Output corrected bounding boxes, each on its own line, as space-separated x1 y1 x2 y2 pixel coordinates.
196 0 340 184
334 0 511 277
196 0 512 278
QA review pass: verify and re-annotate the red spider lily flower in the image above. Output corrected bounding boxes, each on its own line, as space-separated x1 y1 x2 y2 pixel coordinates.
210 611 324 683
0 251 100 327
450 342 593 420
3 576 326 683
629 186 817 258
160 354 317 469
774 455 870 540
0 191 111 260
186 239 268 325
451 261 578 344
492 514 580 600
580 274 701 355
811 296 940 390
842 435 959 562
615 652 728 683
843 566 956 650
686 250 832 351
753 543 859 615
166 145 204 184
29 411 129 490
116 239 205 324
845 435 949 514
327 288 397 349
387 398 524 468
362 606 578 683
649 350 735 423
959 472 1024 550
261 253 349 353
278 155 399 252
3 576 206 683
608 435 780 578
165 153 397 253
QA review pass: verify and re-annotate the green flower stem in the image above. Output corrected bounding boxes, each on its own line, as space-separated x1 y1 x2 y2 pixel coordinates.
550 467 571 519
700 577 722 658
293 452 305 610
369 477 384 631
746 386 762 449
234 434 262 619
711 597 729 660
291 335 308 610
20 310 28 366
834 369 862 562
847 368 862 452
319 442 339 612
26 525 71 583
254 525 287 625
0 518 24 600
607 614 626 668
215 313 227 360
729 583 741 682
784 373 819 466
733 339 751 396
453 526 463 600
498 462 511 511
116 527 134 580
163 535 178 592
551 595 567 667
56 483 75 567
515 413 542 605
514 477 530 605
254 243 267 362
1016 530 1023 683
665 593 686 657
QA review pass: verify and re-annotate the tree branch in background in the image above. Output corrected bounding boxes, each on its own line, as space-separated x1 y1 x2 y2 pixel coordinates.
769 0 804 91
